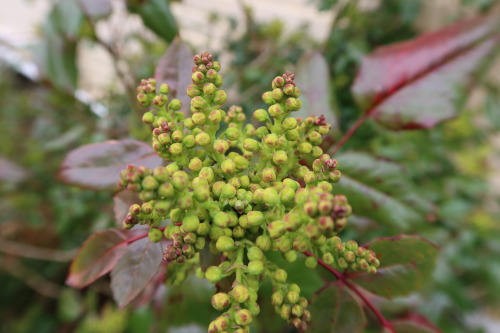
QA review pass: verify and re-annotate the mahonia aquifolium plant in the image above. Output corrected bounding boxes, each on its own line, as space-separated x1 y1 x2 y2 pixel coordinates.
119 52 380 332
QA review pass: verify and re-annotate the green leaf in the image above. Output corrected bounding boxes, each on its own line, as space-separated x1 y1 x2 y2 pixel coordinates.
309 283 366 333
295 51 338 129
350 235 438 299
333 152 435 230
58 139 163 191
66 229 128 288
155 38 194 115
111 237 163 308
391 315 441 333
127 0 178 42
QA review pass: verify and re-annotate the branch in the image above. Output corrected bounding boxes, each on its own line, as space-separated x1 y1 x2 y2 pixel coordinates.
304 251 395 333
0 238 77 262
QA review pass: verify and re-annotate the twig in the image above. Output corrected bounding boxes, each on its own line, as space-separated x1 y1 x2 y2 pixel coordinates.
304 251 395 333
330 111 371 154
0 256 62 298
0 238 77 262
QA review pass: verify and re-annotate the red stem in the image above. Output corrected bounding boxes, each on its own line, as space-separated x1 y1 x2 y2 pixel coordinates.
126 226 166 244
331 110 371 155
304 251 395 333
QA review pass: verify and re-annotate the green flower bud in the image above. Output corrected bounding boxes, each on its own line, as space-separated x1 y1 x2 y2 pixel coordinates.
287 291 300 304
199 167 215 182
305 256 318 269
263 133 279 147
268 221 286 239
262 91 275 105
213 90 227 104
268 104 284 118
285 129 299 141
272 76 285 88
203 82 216 95
253 109 270 123
233 226 246 238
148 228 163 243
291 304 303 318
171 171 189 190
221 159 236 175
298 142 312 154
272 88 284 101
255 126 269 138
262 187 279 206
225 127 240 140
214 212 230 228
275 236 292 253
282 117 297 130
243 138 260 152
234 309 252 326
191 96 207 111
195 132 211 146
312 146 323 158
272 150 288 165
191 112 206 125
211 292 230 311
142 111 154 124
256 235 272 251
271 291 284 306
137 93 150 106
182 215 200 233
280 187 296 205
280 304 291 320
184 117 195 129
285 97 301 111
205 266 223 284
191 71 205 84
329 170 342 183
141 175 159 190
233 156 249 170
220 183 237 199
216 235 236 252
214 139 230 154
231 284 249 303
284 250 298 263
246 211 265 227
308 130 322 145
214 74 223 87
195 222 210 236
169 99 182 111
247 260 264 275
247 302 261 316
247 247 264 261
188 157 203 171
322 252 335 265
194 237 206 250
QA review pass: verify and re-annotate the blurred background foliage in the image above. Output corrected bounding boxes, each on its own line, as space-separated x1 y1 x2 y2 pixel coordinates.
1 0 499 332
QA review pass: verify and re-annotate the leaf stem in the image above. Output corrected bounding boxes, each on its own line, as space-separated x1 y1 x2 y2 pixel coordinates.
304 251 395 333
126 226 166 245
330 111 371 155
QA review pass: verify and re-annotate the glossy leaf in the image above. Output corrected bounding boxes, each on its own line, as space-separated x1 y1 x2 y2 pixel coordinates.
351 235 438 299
67 229 128 288
352 16 500 129
77 0 112 19
309 283 366 333
333 152 434 229
295 51 337 129
111 237 163 308
155 38 194 114
59 139 163 191
113 190 141 225
127 0 178 42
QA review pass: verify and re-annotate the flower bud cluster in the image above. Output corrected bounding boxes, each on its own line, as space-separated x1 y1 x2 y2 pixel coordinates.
118 52 379 332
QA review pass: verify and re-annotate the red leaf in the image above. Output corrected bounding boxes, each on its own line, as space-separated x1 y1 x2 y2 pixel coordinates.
155 38 194 115
392 313 441 333
59 139 162 191
113 190 141 226
352 16 499 130
110 237 163 308
66 229 128 288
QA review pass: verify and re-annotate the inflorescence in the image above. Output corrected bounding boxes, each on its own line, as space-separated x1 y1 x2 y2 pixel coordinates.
119 52 379 332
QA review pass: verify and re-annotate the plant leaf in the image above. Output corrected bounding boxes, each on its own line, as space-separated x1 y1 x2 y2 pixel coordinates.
309 282 366 333
352 16 500 129
67 229 128 288
333 152 434 230
127 0 178 42
155 38 194 115
59 139 163 191
295 51 338 129
110 237 163 308
113 190 141 226
350 235 438 299
391 314 441 333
